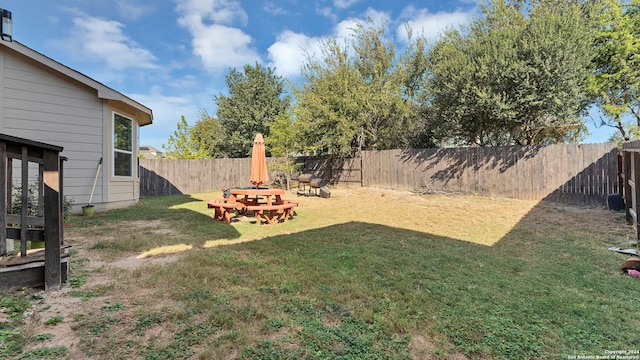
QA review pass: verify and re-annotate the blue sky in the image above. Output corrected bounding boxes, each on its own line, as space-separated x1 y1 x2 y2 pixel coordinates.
2 0 616 151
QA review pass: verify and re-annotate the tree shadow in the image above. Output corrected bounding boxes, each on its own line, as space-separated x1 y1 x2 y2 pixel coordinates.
397 145 542 186
374 144 619 205
543 148 619 205
297 155 362 186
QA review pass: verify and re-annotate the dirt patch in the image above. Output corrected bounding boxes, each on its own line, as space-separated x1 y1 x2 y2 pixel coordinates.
109 253 180 269
409 334 437 359
19 218 182 359
126 219 181 235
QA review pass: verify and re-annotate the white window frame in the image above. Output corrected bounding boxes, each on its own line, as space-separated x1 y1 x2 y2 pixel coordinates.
112 112 134 178
136 123 140 178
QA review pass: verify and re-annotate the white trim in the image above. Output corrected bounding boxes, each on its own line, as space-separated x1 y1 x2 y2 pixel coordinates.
0 49 4 133
112 111 134 178
136 123 140 178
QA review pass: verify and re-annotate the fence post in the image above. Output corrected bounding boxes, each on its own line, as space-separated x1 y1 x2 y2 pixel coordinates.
360 153 364 187
618 153 624 198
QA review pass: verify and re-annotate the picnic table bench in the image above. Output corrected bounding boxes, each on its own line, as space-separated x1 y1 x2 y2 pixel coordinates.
207 200 246 224
245 201 298 225
208 188 298 225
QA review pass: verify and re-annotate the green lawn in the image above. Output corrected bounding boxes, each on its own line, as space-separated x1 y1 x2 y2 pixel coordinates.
2 188 639 359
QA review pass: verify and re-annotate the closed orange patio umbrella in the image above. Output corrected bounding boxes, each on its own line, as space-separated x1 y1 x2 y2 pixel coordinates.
250 133 269 187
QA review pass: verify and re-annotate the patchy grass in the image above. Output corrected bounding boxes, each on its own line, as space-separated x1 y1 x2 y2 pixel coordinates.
0 292 68 359
14 345 68 359
0 293 31 358
7 187 640 359
44 316 63 326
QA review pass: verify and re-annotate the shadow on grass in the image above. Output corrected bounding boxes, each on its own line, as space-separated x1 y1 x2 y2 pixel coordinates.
153 208 638 359
64 187 639 359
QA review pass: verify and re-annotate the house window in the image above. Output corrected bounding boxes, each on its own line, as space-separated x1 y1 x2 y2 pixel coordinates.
113 113 133 177
137 123 140 178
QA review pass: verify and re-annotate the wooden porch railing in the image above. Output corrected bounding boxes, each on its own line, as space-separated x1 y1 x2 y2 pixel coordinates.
0 133 65 290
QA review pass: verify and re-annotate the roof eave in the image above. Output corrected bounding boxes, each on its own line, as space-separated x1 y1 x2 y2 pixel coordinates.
0 40 153 126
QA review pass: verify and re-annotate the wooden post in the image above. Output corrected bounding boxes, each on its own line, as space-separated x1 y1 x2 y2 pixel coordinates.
0 142 6 256
20 146 28 256
6 157 11 214
59 157 66 245
618 153 624 199
38 164 44 217
43 149 61 290
625 151 633 225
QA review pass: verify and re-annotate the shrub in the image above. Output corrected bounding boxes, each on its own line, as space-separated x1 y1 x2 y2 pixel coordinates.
9 182 74 220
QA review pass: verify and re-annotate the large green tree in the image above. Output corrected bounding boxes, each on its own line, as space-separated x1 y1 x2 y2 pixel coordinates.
586 0 640 141
192 110 227 158
295 39 362 156
266 109 301 190
214 62 291 157
294 21 428 157
162 116 209 159
424 0 594 146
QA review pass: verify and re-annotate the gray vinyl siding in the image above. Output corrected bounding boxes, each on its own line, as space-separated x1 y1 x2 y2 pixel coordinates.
109 180 139 203
1 49 105 207
0 43 149 212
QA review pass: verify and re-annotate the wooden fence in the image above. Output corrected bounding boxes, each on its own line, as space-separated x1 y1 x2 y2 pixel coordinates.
140 143 620 205
296 155 362 185
140 157 256 196
362 143 619 205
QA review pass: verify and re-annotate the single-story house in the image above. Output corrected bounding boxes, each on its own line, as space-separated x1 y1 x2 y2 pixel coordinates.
139 145 165 159
0 37 153 213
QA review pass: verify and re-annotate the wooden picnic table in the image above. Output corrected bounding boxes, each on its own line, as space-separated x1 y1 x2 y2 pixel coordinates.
208 188 297 225
228 188 284 206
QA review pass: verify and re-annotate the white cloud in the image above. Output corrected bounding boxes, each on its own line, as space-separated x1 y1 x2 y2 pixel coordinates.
169 75 200 90
334 18 360 40
263 2 287 16
316 6 337 23
363 8 391 25
55 16 157 70
334 0 360 9
191 24 260 71
116 0 153 21
175 0 259 72
333 9 390 40
397 7 475 43
267 9 391 78
175 0 248 27
267 31 323 77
